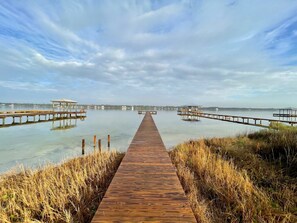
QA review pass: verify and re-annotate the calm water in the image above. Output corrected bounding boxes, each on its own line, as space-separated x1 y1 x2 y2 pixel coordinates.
0 108 278 173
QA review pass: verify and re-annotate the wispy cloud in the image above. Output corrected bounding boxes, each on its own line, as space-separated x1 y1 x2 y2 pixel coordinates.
0 0 297 106
0 80 56 92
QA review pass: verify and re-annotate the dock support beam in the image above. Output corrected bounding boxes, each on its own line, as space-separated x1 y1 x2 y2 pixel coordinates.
98 139 101 152
82 139 85 155
93 135 97 149
108 135 110 150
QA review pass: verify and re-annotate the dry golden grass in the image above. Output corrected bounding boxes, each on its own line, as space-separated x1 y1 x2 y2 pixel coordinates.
205 134 297 217
170 138 295 223
248 129 297 177
0 151 123 223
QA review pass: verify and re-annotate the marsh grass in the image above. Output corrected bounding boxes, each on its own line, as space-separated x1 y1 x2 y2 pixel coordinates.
248 129 297 177
0 151 123 223
269 122 297 131
170 130 297 222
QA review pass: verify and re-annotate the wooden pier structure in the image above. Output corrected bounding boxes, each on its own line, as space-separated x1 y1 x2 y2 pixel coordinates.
179 106 200 122
0 110 86 128
92 112 196 222
273 109 297 118
178 109 297 128
138 110 157 115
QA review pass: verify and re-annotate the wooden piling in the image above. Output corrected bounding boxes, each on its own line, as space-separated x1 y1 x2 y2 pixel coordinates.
98 139 101 152
108 135 110 150
93 135 97 148
82 139 85 155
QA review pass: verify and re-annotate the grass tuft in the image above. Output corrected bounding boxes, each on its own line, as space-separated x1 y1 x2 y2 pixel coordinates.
170 130 297 222
0 151 123 223
248 129 297 176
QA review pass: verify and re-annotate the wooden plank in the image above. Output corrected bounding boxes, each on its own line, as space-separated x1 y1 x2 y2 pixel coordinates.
92 112 196 222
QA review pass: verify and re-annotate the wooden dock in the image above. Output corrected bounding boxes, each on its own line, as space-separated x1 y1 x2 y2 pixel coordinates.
0 110 86 127
273 109 297 118
138 110 157 115
92 112 196 222
178 111 297 128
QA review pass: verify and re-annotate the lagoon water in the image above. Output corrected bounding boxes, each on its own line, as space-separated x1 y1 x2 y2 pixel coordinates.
0 108 279 173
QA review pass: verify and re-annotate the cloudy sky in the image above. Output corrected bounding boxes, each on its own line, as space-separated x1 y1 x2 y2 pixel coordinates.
0 0 297 107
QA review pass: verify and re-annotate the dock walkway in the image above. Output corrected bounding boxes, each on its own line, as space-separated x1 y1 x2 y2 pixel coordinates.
92 112 196 222
178 110 297 127
0 110 86 127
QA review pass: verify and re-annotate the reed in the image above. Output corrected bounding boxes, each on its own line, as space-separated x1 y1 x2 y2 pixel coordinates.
248 129 297 176
0 151 124 223
170 131 297 222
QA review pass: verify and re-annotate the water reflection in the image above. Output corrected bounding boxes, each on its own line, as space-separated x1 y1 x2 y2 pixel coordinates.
51 118 84 131
0 109 276 173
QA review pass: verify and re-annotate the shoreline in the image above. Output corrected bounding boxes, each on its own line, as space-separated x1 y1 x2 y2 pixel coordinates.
1 128 296 222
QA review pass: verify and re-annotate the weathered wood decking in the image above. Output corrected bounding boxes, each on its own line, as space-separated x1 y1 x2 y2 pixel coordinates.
0 110 86 127
92 112 196 222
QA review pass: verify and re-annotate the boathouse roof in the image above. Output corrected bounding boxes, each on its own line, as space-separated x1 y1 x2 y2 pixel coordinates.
51 99 77 104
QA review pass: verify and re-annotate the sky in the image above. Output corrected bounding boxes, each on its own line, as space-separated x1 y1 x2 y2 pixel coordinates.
0 0 297 107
